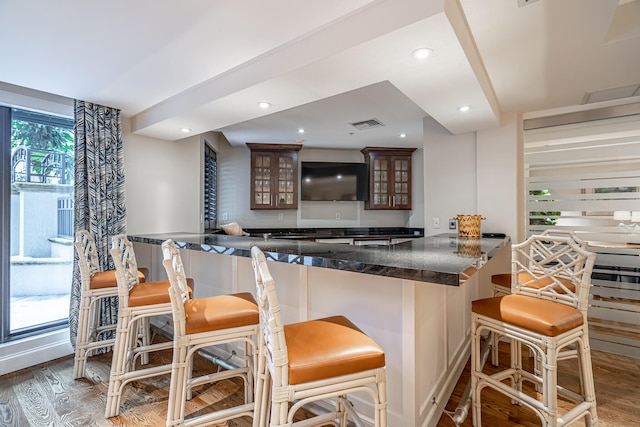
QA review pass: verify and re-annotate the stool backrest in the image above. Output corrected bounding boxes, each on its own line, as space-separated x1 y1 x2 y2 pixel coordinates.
161 239 190 336
75 230 100 283
110 234 141 305
250 246 290 387
512 234 596 312
540 229 587 249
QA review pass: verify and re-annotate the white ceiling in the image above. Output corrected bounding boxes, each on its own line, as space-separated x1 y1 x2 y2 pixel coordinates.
1 0 639 150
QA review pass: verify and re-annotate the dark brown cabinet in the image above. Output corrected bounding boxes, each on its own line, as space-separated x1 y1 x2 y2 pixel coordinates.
247 143 302 210
361 147 416 210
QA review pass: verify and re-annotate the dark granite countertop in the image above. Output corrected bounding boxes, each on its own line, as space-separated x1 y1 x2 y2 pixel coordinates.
129 232 510 286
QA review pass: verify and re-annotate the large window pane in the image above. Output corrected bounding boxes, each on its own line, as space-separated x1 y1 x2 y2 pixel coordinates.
3 107 74 338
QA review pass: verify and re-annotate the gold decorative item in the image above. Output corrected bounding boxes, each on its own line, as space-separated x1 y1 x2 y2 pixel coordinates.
456 214 485 238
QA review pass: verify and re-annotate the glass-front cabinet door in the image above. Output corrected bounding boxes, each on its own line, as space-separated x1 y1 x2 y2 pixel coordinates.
362 147 416 210
248 143 301 210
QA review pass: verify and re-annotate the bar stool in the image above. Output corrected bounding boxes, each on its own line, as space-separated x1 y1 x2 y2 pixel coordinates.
489 229 587 366
105 234 192 418
471 234 598 426
161 239 259 427
250 246 387 427
73 230 147 379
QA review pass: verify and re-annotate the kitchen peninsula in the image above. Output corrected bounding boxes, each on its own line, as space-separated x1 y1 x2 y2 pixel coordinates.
129 232 510 427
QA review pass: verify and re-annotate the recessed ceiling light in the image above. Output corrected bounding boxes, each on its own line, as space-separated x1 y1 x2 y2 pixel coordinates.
458 105 471 112
412 47 433 60
297 128 305 134
399 133 407 138
258 101 271 109
180 128 192 133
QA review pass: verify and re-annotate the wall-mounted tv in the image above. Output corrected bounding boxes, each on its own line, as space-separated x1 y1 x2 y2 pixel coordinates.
301 162 369 201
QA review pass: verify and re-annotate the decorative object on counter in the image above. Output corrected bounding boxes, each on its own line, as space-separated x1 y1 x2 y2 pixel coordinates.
456 214 485 237
250 246 388 427
220 222 250 236
471 234 598 426
161 239 259 427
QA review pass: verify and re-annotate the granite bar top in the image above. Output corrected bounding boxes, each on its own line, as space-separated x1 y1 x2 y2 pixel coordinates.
240 226 424 240
129 232 510 286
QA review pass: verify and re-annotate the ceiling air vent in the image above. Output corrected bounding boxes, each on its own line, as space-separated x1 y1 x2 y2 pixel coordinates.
349 118 385 130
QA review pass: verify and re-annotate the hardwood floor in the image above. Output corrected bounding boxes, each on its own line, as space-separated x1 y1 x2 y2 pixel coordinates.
1 340 639 426
438 342 640 427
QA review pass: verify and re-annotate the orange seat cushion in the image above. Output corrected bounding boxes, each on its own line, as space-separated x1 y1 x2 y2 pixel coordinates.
284 315 385 385
128 280 192 307
90 269 146 290
184 292 259 335
491 272 575 293
472 294 583 337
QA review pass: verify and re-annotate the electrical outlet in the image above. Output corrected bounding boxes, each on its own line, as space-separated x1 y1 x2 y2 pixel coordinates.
336 212 341 220
449 219 457 229
432 217 440 229
222 213 228 221
278 213 283 221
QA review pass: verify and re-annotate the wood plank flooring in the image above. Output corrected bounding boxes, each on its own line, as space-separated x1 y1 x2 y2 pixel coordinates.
1 340 639 426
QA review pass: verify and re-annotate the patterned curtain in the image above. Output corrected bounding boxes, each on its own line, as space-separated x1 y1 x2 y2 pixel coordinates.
69 100 127 348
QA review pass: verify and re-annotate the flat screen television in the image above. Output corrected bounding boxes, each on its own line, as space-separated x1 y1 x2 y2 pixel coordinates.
301 162 369 201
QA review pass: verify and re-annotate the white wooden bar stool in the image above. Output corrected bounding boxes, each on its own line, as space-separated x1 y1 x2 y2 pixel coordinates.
489 229 587 367
471 234 598 426
250 246 387 427
105 234 192 418
73 230 147 379
162 239 259 427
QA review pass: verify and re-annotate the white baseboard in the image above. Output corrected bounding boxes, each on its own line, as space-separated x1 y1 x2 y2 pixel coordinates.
0 328 73 375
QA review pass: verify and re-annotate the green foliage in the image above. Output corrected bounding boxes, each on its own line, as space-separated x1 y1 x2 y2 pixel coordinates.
529 189 559 225
11 120 74 154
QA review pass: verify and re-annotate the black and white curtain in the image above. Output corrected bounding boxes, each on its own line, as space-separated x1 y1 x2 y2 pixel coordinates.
69 100 127 348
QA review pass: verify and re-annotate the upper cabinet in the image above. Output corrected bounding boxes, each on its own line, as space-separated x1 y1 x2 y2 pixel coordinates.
361 147 416 210
247 143 302 210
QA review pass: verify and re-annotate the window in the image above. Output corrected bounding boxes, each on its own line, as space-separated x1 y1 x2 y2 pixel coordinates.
1 106 74 343
203 144 217 231
524 109 640 243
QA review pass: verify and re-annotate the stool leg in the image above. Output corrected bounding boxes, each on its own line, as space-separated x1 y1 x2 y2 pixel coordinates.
105 312 132 418
139 317 151 365
578 333 598 426
543 337 559 427
377 368 387 427
73 294 92 379
244 341 254 404
166 342 189 427
491 332 500 366
471 320 483 427
252 350 270 427
510 337 523 405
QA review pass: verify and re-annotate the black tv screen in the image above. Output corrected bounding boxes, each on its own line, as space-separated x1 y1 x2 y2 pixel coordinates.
301 162 369 201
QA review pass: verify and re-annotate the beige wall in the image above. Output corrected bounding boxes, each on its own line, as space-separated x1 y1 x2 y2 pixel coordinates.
422 115 520 240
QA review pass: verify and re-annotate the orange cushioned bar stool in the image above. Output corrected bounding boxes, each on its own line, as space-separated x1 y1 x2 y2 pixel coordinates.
250 246 387 427
488 229 587 367
162 239 260 427
105 234 193 418
471 234 598 427
73 230 148 380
